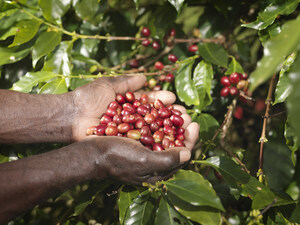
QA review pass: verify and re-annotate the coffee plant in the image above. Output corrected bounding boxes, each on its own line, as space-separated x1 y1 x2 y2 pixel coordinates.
0 0 300 224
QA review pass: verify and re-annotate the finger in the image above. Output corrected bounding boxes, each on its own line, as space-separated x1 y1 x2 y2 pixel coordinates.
184 122 200 150
173 104 186 114
135 90 176 105
181 114 192 128
104 75 147 94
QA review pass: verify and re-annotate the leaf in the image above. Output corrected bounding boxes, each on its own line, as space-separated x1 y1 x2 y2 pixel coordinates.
273 53 296 105
11 71 59 93
39 78 68 94
118 186 140 225
193 113 219 143
175 59 199 106
225 56 244 75
0 26 18 40
193 60 214 110
167 0 185 13
43 41 73 76
32 31 62 68
249 15 300 91
9 20 41 47
0 45 31 66
258 23 282 45
155 195 192 225
242 0 299 30
74 0 104 25
38 0 71 23
286 52 300 146
124 190 155 225
197 43 228 68
163 170 224 211
167 191 221 225
72 180 112 216
285 117 299 165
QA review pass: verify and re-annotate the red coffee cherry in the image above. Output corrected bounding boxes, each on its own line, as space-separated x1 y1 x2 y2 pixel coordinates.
106 108 118 117
116 94 126 104
87 126 97 135
162 137 170 149
170 114 184 127
154 99 165 110
129 59 139 68
168 28 176 36
165 73 174 82
142 39 151 47
141 27 151 37
163 125 174 136
144 113 155 124
176 134 185 141
220 87 230 97
153 130 164 143
229 86 239 96
152 40 160 50
108 101 120 110
188 44 198 52
153 143 164 151
113 115 122 125
175 139 185 147
140 94 149 104
220 76 231 87
229 72 240 84
118 123 131 133
240 73 248 80
234 106 243 120
168 54 178 63
125 92 135 102
140 125 151 136
171 109 182 116
140 135 155 146
154 61 164 70
137 105 149 116
127 130 141 140
105 126 118 136
100 115 113 124
158 108 172 118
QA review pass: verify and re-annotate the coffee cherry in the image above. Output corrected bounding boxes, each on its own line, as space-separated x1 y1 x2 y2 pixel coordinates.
220 87 230 97
171 109 182 116
229 72 240 84
152 40 160 50
164 125 174 136
100 115 113 124
188 44 198 52
153 130 164 143
142 39 151 47
129 59 139 68
127 130 141 140
109 101 120 110
152 85 162 91
158 108 172 118
155 118 164 127
141 27 151 37
137 105 149 116
166 104 174 110
229 86 238 96
105 126 118 136
122 114 136 123
148 78 157 88
165 73 174 82
163 118 173 127
133 100 141 108
118 123 131 133
168 54 178 63
140 135 155 146
140 94 149 104
176 133 185 141
140 125 151 136
150 121 160 132
168 28 176 36
150 108 158 119
162 137 170 149
116 94 126 104
234 106 243 120
125 92 135 102
153 143 164 151
170 114 184 127
154 99 164 110
144 113 155 124
106 108 118 117
113 115 122 125
240 73 248 80
87 126 97 135
107 121 117 127
154 61 164 70
175 139 185 147
237 80 248 90
220 76 231 87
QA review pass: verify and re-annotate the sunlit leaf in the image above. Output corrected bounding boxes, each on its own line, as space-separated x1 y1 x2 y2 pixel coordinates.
39 78 68 94
225 56 244 75
38 0 71 23
0 45 31 66
197 43 228 68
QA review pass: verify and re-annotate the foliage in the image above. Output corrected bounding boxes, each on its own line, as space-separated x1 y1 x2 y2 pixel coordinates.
0 0 300 224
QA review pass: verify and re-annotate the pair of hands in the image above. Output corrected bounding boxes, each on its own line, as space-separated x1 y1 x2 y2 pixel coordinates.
69 75 199 185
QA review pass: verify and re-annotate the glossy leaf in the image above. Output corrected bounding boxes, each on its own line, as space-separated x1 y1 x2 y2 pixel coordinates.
118 186 140 225
167 191 221 225
32 31 62 68
38 0 71 23
286 52 300 145
285 117 299 165
242 0 299 30
155 194 192 225
11 71 59 93
175 60 199 106
39 78 68 94
197 43 228 68
124 190 155 225
258 23 282 45
168 0 184 13
9 20 41 47
225 56 244 75
71 180 112 217
43 41 73 76
0 26 18 40
0 45 31 66
74 0 103 25
193 60 214 110
273 53 296 105
193 113 219 143
163 170 224 211
249 15 300 91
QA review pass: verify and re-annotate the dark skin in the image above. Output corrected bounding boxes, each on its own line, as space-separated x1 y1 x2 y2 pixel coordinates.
0 75 199 224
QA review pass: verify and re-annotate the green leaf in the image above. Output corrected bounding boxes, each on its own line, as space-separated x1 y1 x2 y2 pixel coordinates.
9 20 41 47
11 71 59 93
32 31 62 68
273 53 296 105
167 0 185 13
197 43 228 68
118 186 140 225
72 180 112 217
286 52 300 146
242 0 299 30
193 113 219 143
249 15 300 91
258 23 282 45
39 78 68 94
285 117 299 165
175 59 199 106
43 41 73 76
0 45 31 66
124 190 155 225
193 60 214 110
167 191 221 225
155 195 192 225
0 26 18 40
163 170 224 211
225 56 244 75
38 0 71 23
73 0 104 25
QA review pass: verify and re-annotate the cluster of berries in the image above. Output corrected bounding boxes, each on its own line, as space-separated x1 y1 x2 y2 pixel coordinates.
86 92 185 151
220 72 248 97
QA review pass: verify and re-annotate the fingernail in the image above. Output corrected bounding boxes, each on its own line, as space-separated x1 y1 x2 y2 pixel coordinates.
179 149 191 163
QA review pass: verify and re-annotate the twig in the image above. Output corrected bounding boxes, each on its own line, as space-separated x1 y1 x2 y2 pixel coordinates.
259 198 277 216
258 74 277 176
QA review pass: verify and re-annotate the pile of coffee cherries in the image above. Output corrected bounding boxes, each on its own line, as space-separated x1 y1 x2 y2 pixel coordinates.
220 72 248 97
86 92 185 151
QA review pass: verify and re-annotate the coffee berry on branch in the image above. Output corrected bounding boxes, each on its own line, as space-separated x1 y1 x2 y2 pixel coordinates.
86 92 185 151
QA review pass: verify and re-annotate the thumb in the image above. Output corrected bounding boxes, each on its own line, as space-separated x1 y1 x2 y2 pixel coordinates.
106 75 146 94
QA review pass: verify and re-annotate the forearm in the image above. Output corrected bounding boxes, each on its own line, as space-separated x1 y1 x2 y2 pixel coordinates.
0 141 103 224
0 90 74 143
